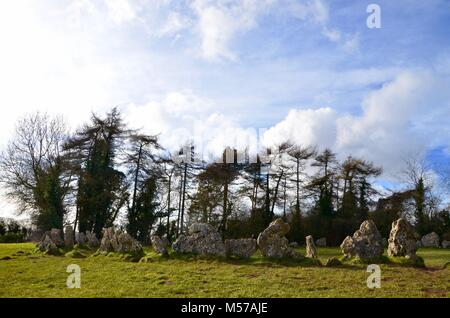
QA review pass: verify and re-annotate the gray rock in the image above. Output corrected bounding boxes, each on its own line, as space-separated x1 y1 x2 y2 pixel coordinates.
64 226 74 249
225 238 257 258
49 228 64 247
172 223 226 257
305 235 317 259
387 218 418 259
421 232 440 247
37 234 58 255
289 242 298 248
442 240 450 249
257 218 304 259
76 232 87 246
99 227 143 255
161 236 170 248
151 235 169 256
86 231 100 248
117 232 143 254
340 220 383 259
316 237 327 247
416 240 422 248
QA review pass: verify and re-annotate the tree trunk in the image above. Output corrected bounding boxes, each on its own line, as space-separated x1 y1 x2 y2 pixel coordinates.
296 158 300 214
180 163 188 234
131 143 143 219
176 174 183 237
271 170 284 216
166 173 172 238
221 180 229 234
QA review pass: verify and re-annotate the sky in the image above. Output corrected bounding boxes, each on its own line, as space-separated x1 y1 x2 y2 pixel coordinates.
0 0 449 217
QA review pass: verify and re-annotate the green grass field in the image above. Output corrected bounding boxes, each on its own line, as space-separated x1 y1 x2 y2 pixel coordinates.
0 243 449 298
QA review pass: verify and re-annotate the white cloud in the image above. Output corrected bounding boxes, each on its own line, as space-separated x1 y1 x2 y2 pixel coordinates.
125 91 257 159
190 0 274 61
288 0 359 51
263 70 450 179
263 108 338 148
105 0 137 24
158 11 192 37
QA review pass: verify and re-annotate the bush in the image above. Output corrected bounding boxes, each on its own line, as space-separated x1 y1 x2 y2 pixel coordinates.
0 232 26 243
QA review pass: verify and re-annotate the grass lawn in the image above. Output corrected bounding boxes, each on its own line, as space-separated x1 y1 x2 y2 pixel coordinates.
0 243 449 298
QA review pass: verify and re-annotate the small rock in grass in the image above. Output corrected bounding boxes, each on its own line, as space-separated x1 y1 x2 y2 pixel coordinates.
325 257 342 267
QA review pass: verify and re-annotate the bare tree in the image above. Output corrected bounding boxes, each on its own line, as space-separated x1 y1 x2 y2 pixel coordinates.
0 112 71 230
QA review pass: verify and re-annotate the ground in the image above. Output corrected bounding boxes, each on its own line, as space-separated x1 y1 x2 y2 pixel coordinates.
0 243 449 298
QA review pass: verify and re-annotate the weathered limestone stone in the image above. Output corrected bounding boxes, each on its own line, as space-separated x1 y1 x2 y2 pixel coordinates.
151 235 169 256
442 240 450 249
99 227 143 255
257 218 304 259
387 218 418 259
288 242 298 248
86 231 100 248
316 237 327 247
77 232 87 246
305 235 317 259
117 232 143 254
161 236 170 248
421 232 440 248
49 228 64 247
340 220 383 259
64 226 74 249
172 223 226 257
37 234 58 255
225 238 257 258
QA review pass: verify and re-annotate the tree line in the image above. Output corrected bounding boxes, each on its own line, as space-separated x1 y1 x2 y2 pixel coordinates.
0 108 449 245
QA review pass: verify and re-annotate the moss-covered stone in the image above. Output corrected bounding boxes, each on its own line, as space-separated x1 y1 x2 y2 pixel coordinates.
325 257 342 267
339 254 425 267
388 256 425 268
65 249 88 259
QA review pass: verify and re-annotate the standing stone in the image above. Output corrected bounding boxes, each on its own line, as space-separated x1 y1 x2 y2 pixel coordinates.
151 235 168 256
86 231 100 248
257 218 304 259
225 239 257 258
77 232 87 246
161 236 170 248
37 234 58 255
305 235 317 259
316 237 327 247
117 232 143 254
421 232 440 247
64 226 74 249
49 229 64 247
99 227 143 255
172 223 226 257
442 240 450 249
340 220 383 259
387 218 418 259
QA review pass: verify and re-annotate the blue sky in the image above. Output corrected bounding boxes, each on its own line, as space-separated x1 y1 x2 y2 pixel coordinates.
0 0 449 216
